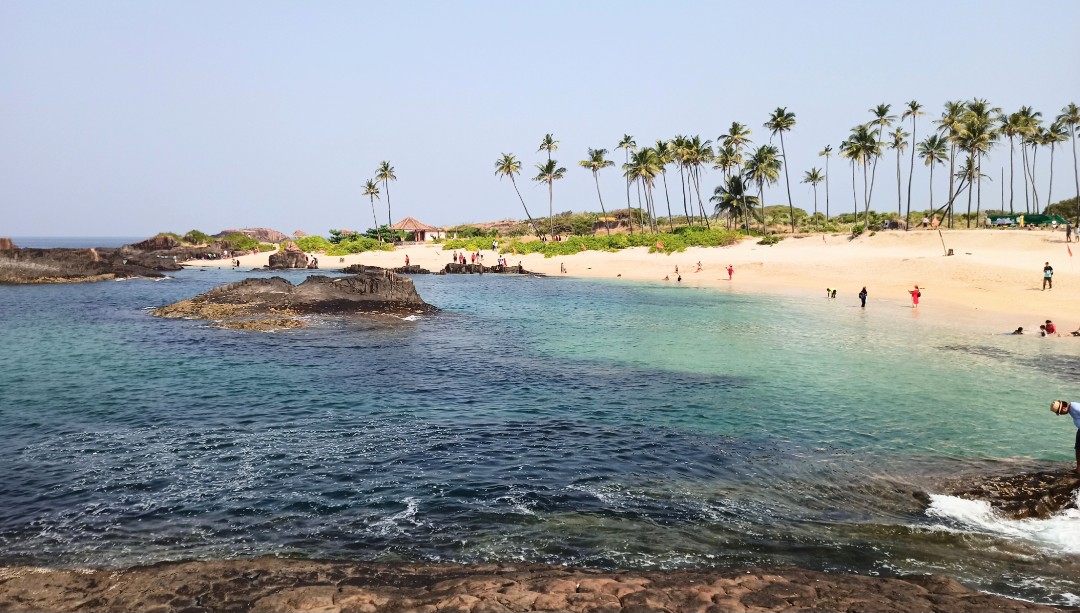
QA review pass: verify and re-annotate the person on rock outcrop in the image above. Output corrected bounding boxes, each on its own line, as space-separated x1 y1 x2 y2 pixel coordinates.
1050 400 1080 474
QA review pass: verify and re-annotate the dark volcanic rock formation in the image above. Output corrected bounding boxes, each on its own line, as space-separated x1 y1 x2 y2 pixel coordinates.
215 228 289 243
268 241 309 269
153 271 436 330
0 247 176 284
947 469 1080 520
0 558 1061 613
127 234 182 251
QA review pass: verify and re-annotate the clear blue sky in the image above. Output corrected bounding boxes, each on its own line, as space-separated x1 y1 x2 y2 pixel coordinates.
2 1 1078 237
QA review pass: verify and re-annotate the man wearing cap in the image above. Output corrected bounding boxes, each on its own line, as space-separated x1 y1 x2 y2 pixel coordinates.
1050 400 1080 474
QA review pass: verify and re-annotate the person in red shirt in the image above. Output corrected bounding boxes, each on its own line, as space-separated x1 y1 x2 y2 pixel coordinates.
1045 320 1057 335
909 285 921 309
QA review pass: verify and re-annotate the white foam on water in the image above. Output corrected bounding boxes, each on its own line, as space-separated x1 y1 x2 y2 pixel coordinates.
926 493 1080 555
399 314 421 321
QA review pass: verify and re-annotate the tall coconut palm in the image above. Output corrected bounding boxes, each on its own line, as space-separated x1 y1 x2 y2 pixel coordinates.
375 161 396 230
711 174 758 233
671 135 692 224
839 139 858 214
890 127 910 219
866 104 896 212
683 135 714 228
999 110 1025 214
654 139 676 231
901 101 924 225
964 99 1001 226
362 179 382 242
937 101 965 226
721 123 752 228
538 133 559 161
917 135 948 221
818 145 832 221
495 153 541 236
845 124 879 226
578 148 615 235
624 148 661 233
617 134 637 232
765 107 798 232
744 144 781 234
801 168 824 217
1014 107 1042 212
532 159 566 239
1057 102 1080 221
1045 121 1069 207
714 145 741 181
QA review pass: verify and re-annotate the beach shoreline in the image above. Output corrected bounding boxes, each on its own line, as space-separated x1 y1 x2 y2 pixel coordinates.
185 229 1080 335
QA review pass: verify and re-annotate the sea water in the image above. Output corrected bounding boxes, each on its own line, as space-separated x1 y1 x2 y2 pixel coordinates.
1 267 1078 606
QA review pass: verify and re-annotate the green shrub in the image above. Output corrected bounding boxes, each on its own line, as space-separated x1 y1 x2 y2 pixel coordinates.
758 235 782 246
183 230 211 245
851 225 865 237
325 237 395 256
220 233 259 251
295 235 333 252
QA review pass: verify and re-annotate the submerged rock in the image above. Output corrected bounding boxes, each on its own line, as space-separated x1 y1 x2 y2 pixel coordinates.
946 469 1079 520
0 558 1061 613
153 270 436 331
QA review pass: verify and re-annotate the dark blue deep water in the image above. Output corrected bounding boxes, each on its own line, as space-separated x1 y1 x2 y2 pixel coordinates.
1 267 1079 605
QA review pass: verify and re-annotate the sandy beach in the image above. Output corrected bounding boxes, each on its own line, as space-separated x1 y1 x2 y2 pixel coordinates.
188 228 1080 334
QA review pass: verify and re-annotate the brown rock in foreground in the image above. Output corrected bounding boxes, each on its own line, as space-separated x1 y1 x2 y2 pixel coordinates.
0 559 1062 613
947 469 1080 520
153 271 436 331
0 238 16 251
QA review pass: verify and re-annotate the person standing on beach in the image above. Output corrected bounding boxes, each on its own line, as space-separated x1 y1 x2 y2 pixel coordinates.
858 287 868 308
1066 223 1073 243
1043 262 1054 290
727 265 733 281
1050 400 1080 474
909 285 921 309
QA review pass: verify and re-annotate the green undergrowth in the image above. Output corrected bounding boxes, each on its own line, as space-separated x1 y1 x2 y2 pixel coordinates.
442 228 742 257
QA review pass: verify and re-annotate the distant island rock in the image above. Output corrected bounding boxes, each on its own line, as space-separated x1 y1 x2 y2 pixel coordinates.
153 270 436 331
213 228 289 243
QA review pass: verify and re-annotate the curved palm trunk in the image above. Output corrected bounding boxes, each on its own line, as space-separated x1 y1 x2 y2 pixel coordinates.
592 171 611 236
778 131 796 232
906 117 917 227
694 167 711 229
1072 128 1080 222
624 150 633 234
966 157 974 228
1030 145 1041 211
812 184 818 217
661 171 674 231
862 160 871 227
824 156 830 222
974 155 983 227
635 179 645 233
850 159 857 215
510 176 540 237
896 146 902 218
547 180 554 239
1021 142 1032 214
1008 136 1016 214
678 165 690 226
1048 145 1056 207
384 181 392 233
947 143 956 227
370 196 382 242
758 182 767 234
928 162 935 215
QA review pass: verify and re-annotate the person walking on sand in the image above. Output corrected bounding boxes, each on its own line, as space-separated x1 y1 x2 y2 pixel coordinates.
1049 400 1080 474
727 265 734 281
858 287 868 308
405 254 410 267
1043 262 1054 290
909 285 921 309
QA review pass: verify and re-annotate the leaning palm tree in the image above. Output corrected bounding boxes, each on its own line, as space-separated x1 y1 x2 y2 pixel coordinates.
1015 107 1042 212
866 103 896 212
671 135 692 224
890 127 910 218
1056 102 1080 221
495 153 540 236
765 107 798 232
937 101 966 226
917 135 948 224
533 159 566 239
538 133 559 161
711 174 758 234
375 161 396 230
362 179 382 242
617 134 637 232
901 101 924 225
684 135 714 228
818 145 833 221
744 144 781 234
578 148 615 235
1045 121 1069 207
999 110 1025 214
802 168 824 217
654 139 677 231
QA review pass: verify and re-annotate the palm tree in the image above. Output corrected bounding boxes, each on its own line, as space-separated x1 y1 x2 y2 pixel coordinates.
999 110 1025 214
1045 121 1069 207
688 135 714 228
765 107 798 232
654 139 676 231
802 168 824 218
839 139 858 215
744 144 781 234
711 174 758 233
917 135 948 223
671 135 691 225
494 153 541 236
538 133 559 161
901 101 924 226
963 99 1001 226
866 103 896 212
937 101 965 226
818 145 832 221
617 135 637 232
845 124 879 226
375 161 396 230
1056 103 1080 221
533 159 567 239
579 148 615 235
624 148 661 233
362 179 382 242
890 127 910 219
1015 107 1042 212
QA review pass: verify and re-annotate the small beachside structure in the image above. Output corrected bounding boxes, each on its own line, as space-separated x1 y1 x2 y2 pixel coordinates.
389 216 446 242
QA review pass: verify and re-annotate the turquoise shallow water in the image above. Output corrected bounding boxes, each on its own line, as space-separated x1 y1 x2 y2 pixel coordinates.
1 267 1079 605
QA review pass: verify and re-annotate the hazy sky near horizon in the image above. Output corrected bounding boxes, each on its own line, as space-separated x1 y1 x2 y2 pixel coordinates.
2 1 1079 237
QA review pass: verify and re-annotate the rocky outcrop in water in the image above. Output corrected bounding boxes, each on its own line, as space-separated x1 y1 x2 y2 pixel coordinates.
153 271 436 331
0 558 1060 613
267 241 309 269
0 247 175 284
214 228 289 243
947 469 1079 520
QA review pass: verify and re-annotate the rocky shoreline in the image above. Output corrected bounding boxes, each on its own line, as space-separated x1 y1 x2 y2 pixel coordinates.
0 558 1065 613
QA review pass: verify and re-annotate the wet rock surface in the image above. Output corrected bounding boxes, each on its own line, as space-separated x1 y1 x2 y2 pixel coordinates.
153 270 436 331
0 247 174 283
946 469 1080 520
0 559 1062 613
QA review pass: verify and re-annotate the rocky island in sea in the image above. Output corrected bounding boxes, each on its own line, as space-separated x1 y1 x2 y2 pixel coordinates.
152 269 436 331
